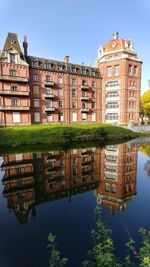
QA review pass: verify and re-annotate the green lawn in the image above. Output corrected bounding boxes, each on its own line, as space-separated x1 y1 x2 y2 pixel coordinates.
0 123 143 148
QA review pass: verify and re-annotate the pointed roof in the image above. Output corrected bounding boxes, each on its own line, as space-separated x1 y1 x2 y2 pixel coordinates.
2 32 22 54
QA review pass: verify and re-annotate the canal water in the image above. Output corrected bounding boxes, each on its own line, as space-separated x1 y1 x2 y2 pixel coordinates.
0 140 150 267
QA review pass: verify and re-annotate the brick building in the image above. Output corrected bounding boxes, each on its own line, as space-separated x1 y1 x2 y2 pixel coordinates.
0 32 142 125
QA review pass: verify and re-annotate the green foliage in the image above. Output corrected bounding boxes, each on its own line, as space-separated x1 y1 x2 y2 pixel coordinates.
138 228 150 267
94 128 107 140
59 130 75 144
47 233 68 267
47 207 150 267
82 206 123 267
140 89 150 119
0 123 142 148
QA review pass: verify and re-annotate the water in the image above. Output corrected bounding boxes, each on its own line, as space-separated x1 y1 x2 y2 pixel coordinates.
0 141 150 267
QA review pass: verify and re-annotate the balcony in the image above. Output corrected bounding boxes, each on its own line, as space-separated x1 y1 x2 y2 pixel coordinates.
81 85 89 90
0 75 28 83
0 106 30 111
45 93 55 99
45 107 55 112
0 90 29 96
81 96 89 101
44 81 55 87
81 108 89 112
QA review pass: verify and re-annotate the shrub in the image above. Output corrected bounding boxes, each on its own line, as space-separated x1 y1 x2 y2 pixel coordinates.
94 128 107 140
60 130 75 144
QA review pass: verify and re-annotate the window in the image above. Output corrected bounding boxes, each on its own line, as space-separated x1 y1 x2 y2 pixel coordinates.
72 101 77 108
105 183 110 192
91 70 96 76
106 145 118 151
82 91 86 97
106 113 118 120
46 75 51 82
33 86 39 94
47 113 52 122
13 112 20 123
92 102 95 109
31 61 38 67
58 77 63 84
105 154 118 161
92 91 95 98
12 98 20 106
105 164 117 171
58 113 63 121
112 184 116 193
114 65 119 76
10 54 16 63
73 158 77 165
105 173 117 180
72 89 76 97
92 80 95 87
82 113 87 120
57 65 64 71
106 91 119 98
133 66 137 75
106 81 119 87
128 65 132 74
46 100 52 107
82 102 86 109
92 113 96 121
72 66 77 73
72 79 76 86
106 102 119 109
107 66 112 77
11 85 18 91
15 154 23 161
58 100 63 108
82 69 87 75
45 63 51 69
10 70 16 77
34 99 40 108
34 112 40 122
33 74 38 81
58 88 63 96
72 112 77 122
46 88 52 95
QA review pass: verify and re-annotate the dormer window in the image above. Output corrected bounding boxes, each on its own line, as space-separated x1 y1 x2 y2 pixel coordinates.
72 66 76 73
57 65 63 71
45 63 51 69
32 61 38 67
91 70 96 76
10 54 16 63
82 69 87 75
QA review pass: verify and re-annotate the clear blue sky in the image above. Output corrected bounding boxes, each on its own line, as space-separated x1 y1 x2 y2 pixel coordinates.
0 0 149 93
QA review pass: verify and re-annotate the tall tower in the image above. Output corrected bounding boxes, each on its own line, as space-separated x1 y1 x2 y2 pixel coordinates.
0 33 30 126
97 32 142 125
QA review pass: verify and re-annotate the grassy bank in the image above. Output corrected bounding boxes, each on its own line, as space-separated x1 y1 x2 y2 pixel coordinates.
0 123 143 149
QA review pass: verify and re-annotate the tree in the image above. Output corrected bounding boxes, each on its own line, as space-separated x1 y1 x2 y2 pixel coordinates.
140 89 150 120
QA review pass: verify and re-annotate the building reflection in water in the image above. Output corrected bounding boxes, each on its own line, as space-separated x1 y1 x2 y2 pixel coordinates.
1 143 138 224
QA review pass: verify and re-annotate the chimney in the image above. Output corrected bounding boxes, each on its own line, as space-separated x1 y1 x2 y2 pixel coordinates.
64 55 70 63
23 35 28 56
113 31 119 40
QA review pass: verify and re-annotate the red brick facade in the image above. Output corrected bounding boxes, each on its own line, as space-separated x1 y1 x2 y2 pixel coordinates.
0 32 142 125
